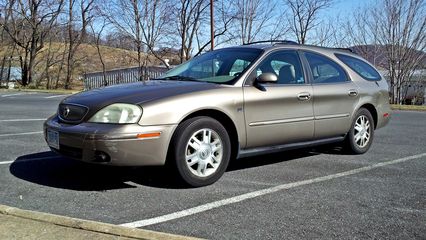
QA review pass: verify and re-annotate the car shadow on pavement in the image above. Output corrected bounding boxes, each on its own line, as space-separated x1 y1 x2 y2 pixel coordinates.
227 148 319 171
9 151 185 190
309 143 352 155
10 145 348 190
227 143 351 171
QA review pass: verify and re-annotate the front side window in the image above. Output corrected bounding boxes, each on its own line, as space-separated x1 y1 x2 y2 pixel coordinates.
252 50 305 85
335 53 381 81
160 48 262 84
304 52 348 84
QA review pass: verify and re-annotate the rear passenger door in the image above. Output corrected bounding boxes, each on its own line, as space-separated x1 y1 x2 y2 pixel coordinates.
302 51 360 139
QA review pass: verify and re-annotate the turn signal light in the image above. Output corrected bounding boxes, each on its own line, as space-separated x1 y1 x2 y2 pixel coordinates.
137 132 161 139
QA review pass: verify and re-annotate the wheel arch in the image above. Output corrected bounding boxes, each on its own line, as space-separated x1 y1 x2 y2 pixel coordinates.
168 109 240 162
357 103 378 129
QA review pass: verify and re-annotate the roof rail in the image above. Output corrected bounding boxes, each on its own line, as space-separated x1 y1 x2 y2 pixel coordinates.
334 47 355 53
243 40 299 46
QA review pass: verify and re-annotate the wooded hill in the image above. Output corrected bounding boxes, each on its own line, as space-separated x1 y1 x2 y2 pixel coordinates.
351 45 426 70
0 42 175 89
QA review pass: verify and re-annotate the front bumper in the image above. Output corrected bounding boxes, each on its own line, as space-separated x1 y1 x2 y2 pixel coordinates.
43 115 177 166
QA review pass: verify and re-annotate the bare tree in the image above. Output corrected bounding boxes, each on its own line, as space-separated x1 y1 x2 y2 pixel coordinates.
106 0 145 80
234 0 274 44
89 18 107 86
64 0 95 89
347 0 426 104
193 0 234 56
311 15 344 47
377 0 426 104
0 40 17 86
231 0 280 44
104 32 134 50
0 0 64 86
0 2 16 85
140 0 173 70
54 48 67 89
284 0 333 44
342 8 385 67
107 0 173 80
174 0 210 63
128 0 144 80
41 38 62 89
171 0 237 61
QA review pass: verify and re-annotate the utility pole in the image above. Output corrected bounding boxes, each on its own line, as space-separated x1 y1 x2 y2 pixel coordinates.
210 0 214 50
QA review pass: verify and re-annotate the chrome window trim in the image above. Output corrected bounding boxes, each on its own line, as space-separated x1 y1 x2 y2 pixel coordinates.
314 113 350 120
249 116 314 126
249 113 350 127
300 50 352 84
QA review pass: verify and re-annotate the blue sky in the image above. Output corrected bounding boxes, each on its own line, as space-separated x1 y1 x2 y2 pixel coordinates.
324 0 375 19
98 0 379 48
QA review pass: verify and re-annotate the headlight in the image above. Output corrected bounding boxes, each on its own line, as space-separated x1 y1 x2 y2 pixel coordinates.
88 103 142 124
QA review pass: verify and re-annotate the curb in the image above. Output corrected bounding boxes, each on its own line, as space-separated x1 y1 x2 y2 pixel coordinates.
390 105 426 111
0 204 200 240
0 89 80 94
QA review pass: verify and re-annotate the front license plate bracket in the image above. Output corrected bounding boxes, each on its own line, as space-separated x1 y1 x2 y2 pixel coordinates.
47 129 59 149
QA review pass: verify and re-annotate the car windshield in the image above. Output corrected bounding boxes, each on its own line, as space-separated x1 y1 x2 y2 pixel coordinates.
158 48 262 84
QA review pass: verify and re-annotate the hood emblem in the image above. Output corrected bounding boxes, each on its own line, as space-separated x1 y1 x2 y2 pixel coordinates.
63 107 70 118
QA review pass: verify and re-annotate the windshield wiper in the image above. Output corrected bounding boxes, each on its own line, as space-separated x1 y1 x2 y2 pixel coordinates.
161 75 198 81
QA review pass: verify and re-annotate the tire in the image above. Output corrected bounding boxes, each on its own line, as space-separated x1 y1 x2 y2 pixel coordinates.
170 116 231 187
345 108 375 154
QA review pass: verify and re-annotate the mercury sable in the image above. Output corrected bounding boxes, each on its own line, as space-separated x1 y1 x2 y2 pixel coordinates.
44 42 391 187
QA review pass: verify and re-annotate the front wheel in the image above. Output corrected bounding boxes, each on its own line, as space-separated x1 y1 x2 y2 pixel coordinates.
345 108 375 154
171 117 231 187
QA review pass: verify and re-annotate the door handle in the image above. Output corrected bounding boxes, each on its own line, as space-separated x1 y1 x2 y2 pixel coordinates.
348 89 358 97
297 92 311 101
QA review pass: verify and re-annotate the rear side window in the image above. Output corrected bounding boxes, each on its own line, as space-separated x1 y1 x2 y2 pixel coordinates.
304 52 348 84
335 54 381 81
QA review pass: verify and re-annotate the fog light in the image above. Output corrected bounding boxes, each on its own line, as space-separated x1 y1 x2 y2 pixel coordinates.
94 151 111 162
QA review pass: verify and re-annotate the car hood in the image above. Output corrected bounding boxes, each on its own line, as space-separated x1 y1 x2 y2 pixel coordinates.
61 80 222 114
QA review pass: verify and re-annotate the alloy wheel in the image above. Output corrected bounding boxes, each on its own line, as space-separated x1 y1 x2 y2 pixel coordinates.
353 115 371 148
185 128 223 177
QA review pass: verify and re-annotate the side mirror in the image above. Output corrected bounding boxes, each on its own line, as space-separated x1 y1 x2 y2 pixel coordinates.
256 73 278 83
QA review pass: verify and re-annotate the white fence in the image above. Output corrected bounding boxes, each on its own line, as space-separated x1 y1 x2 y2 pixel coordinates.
83 66 168 90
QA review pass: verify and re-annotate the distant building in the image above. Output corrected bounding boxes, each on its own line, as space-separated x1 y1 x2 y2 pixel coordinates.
379 70 426 105
0 67 21 89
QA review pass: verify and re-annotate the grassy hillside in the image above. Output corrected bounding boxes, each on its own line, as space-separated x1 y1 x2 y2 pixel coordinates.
71 43 141 72
1 42 173 90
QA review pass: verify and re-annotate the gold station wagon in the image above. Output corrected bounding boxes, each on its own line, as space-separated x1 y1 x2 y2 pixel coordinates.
44 41 391 187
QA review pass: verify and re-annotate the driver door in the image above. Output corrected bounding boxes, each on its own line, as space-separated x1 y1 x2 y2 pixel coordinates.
243 50 314 148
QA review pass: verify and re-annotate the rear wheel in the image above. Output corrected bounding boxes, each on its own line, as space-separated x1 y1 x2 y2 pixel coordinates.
171 117 231 187
345 108 375 154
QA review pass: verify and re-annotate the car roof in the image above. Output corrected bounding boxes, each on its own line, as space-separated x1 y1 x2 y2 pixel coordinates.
223 42 360 58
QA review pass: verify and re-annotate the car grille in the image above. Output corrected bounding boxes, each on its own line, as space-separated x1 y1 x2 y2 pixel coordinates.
58 104 89 123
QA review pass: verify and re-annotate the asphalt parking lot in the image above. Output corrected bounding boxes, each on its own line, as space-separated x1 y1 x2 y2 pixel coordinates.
0 91 425 239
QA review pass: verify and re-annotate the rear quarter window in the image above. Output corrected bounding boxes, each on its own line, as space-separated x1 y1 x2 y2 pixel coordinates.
335 53 381 81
